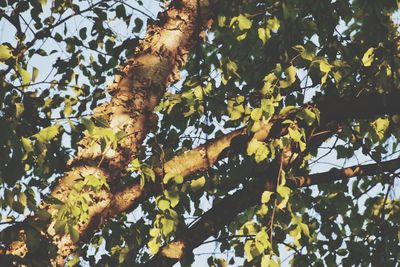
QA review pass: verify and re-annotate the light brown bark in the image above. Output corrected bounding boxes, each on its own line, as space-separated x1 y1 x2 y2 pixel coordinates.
5 0 215 264
81 91 400 243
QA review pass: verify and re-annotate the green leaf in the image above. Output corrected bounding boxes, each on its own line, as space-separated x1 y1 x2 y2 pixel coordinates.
362 47 375 67
54 220 66 235
296 108 316 126
372 117 389 140
81 118 95 133
69 225 79 243
67 255 80 267
163 172 183 184
35 125 60 143
0 45 13 61
251 108 263 121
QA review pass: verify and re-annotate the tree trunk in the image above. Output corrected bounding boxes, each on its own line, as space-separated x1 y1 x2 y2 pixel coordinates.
5 0 215 264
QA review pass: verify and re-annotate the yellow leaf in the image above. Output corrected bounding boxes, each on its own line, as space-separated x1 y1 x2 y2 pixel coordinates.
190 176 206 192
362 47 375 67
280 65 297 88
237 14 252 30
0 45 13 61
319 59 332 73
251 108 263 121
148 237 160 255
261 191 274 203
17 64 31 86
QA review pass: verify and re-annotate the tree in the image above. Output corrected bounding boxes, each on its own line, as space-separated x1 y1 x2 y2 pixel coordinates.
0 0 399 266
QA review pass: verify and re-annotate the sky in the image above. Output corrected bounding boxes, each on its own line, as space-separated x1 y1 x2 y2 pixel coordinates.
1 1 399 266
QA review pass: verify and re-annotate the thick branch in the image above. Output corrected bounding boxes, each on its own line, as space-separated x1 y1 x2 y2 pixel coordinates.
4 0 214 263
84 91 400 241
145 157 400 266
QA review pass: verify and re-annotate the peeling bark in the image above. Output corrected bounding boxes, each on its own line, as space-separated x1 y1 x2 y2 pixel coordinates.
80 91 400 243
5 0 216 264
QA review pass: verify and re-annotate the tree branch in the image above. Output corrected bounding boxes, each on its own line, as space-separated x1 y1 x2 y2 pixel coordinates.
144 157 400 266
4 0 215 264
80 91 400 243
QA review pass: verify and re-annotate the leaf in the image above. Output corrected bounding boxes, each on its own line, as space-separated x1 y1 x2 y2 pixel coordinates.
164 186 180 208
261 191 273 203
39 0 47 7
32 67 39 82
296 108 316 126
163 172 183 184
372 117 389 140
54 220 66 235
279 65 297 88
67 255 80 267
21 137 33 153
261 255 271 267
69 225 79 243
288 127 302 142
0 45 13 61
247 140 262 156
319 59 332 73
17 64 31 86
230 109 242 120
258 28 271 45
251 108 263 121
35 125 60 143
267 17 280 31
218 16 226 27
255 143 269 163
362 47 375 67
81 118 95 133
15 103 24 118
18 192 27 207
161 218 175 237
190 176 206 192
148 237 160 255
237 15 252 30
277 186 291 209
157 199 170 211
193 86 203 100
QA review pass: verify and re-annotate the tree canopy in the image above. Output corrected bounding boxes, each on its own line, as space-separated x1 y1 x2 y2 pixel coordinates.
0 0 400 266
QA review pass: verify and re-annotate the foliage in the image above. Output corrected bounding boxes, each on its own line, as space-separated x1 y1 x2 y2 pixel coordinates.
0 0 400 266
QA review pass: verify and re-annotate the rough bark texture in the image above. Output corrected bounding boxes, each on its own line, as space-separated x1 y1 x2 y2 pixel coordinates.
140 91 400 266
79 91 400 242
5 0 215 263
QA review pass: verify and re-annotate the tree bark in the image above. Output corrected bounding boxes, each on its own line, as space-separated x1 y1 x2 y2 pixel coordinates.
5 0 216 264
80 91 400 243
